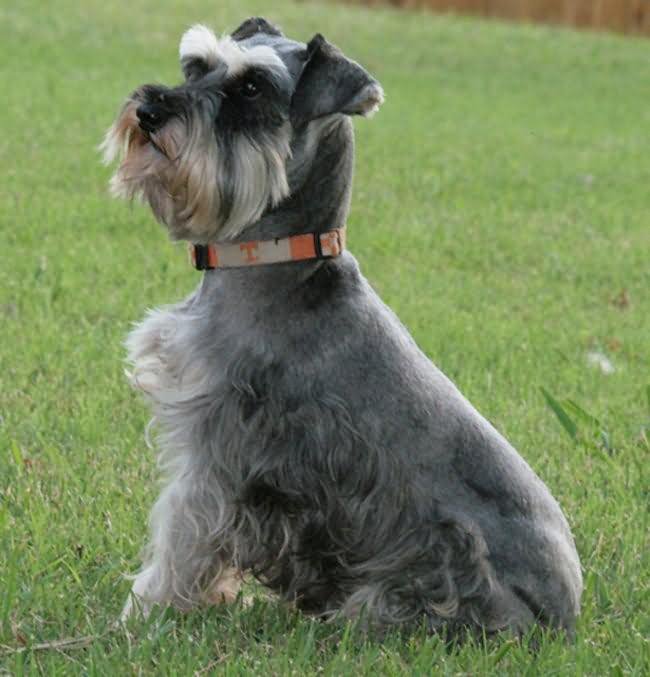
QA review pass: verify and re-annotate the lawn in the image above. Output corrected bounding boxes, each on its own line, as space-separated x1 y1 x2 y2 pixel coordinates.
1 0 648 673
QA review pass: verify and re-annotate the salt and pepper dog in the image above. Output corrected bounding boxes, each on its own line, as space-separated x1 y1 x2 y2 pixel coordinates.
102 17 582 636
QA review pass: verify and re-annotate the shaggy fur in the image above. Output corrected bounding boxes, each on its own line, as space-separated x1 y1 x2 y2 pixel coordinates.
101 93 291 242
105 17 583 636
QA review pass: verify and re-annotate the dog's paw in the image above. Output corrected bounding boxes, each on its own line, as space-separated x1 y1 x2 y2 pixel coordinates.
204 567 246 606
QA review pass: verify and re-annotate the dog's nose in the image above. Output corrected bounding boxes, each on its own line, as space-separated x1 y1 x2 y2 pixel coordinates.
136 103 168 132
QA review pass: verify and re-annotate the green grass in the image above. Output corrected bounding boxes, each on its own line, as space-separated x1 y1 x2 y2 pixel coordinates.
1 0 649 673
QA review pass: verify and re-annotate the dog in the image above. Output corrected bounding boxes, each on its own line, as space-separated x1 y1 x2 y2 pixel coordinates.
102 17 582 636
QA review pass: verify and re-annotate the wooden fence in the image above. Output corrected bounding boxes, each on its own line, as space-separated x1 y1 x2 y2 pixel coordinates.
375 0 650 36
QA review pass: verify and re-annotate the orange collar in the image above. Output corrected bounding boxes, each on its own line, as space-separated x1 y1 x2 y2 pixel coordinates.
190 229 346 270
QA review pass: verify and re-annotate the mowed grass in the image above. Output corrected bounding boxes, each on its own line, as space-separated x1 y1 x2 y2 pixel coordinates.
1 0 649 673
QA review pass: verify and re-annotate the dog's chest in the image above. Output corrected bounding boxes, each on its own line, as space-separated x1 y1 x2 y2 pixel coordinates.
125 300 214 407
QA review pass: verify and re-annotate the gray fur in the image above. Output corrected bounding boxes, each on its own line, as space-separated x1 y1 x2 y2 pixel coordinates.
108 20 582 636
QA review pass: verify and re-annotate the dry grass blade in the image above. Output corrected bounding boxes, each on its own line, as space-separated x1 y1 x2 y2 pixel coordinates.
0 633 105 655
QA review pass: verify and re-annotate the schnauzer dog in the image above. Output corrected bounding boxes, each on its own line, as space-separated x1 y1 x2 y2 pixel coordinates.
103 17 582 636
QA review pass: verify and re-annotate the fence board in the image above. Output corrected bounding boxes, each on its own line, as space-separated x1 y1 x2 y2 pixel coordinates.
379 0 650 35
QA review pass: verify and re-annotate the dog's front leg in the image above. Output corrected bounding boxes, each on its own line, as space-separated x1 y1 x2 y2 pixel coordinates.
121 474 240 621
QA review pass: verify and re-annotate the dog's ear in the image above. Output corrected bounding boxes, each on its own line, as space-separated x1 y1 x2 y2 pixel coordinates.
231 17 284 41
290 34 384 129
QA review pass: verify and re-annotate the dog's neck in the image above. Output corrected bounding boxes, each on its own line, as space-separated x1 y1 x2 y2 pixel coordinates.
231 115 355 243
196 116 357 297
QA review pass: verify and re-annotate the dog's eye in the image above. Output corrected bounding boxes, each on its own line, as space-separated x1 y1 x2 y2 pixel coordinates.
240 80 260 99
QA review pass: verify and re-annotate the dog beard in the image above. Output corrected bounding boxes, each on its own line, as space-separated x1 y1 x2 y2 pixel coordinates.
101 97 291 242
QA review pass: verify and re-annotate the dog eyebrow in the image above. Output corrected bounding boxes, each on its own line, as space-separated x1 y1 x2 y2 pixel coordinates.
180 25 288 78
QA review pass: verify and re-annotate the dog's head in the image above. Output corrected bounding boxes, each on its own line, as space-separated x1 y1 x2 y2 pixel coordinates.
101 18 383 243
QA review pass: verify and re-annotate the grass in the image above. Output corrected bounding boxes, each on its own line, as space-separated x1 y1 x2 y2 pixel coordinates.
1 0 649 673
